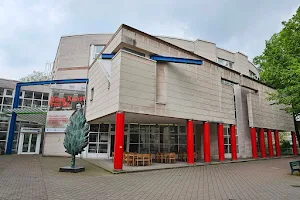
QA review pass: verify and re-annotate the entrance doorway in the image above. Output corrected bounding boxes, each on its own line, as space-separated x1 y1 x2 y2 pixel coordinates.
109 135 127 157
17 127 42 155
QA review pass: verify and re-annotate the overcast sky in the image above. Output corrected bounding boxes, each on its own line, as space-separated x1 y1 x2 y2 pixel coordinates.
0 0 299 80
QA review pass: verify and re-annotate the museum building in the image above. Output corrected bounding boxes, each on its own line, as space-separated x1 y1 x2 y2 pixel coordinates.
2 24 298 170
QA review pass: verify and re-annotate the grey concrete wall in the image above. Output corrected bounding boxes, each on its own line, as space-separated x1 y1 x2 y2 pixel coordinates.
118 51 157 114
247 92 295 131
43 133 69 156
162 61 236 124
234 85 253 158
157 36 259 78
53 34 113 80
85 51 121 122
194 40 217 62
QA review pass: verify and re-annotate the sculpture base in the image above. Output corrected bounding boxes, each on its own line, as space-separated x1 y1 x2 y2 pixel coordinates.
59 166 85 173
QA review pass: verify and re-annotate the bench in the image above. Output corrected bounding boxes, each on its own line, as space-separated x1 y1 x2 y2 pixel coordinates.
289 161 300 174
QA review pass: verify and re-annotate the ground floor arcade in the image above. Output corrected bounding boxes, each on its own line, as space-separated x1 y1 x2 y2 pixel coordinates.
87 112 298 171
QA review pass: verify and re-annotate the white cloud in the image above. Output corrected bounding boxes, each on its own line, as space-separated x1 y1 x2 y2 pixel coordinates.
0 0 299 80
0 0 68 80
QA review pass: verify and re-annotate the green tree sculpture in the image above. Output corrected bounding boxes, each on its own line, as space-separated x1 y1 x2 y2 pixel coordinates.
64 104 89 168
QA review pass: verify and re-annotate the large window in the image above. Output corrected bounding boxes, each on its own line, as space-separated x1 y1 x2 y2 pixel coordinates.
18 90 49 110
94 45 104 59
217 58 234 69
129 124 190 154
224 124 239 154
0 121 19 151
0 122 8 149
88 124 109 153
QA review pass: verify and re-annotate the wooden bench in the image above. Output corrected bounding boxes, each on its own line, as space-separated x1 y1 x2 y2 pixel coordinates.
289 161 300 174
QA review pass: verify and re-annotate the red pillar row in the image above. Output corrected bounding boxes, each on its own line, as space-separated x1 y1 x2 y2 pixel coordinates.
217 123 225 161
274 130 281 157
203 122 210 163
292 132 298 155
230 125 237 160
259 128 266 158
113 111 125 171
267 129 274 157
250 127 258 159
186 120 194 164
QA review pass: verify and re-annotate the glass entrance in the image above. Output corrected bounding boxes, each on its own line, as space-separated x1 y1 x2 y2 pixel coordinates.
18 127 42 155
110 135 128 157
21 133 39 153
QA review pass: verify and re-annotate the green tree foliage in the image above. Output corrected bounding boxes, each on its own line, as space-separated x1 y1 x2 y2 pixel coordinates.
281 140 291 149
64 109 89 168
253 7 300 146
20 71 51 82
254 7 300 114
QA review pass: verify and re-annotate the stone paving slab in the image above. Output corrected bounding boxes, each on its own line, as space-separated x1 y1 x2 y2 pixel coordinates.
1 155 300 200
85 156 297 173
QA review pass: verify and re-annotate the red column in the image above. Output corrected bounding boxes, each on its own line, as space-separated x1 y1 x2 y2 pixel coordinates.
217 123 225 161
186 120 194 164
259 128 266 158
274 130 280 157
267 129 274 157
250 127 258 159
203 121 210 163
292 132 298 155
113 112 125 170
230 125 237 160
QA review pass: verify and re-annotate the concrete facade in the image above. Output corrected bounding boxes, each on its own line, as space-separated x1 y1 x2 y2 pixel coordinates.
52 34 113 80
11 23 293 160
157 36 259 79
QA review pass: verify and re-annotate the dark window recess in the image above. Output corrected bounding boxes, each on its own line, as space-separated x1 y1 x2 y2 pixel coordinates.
43 93 49 100
0 88 4 96
3 97 13 105
6 90 13 96
34 92 42 99
24 91 33 98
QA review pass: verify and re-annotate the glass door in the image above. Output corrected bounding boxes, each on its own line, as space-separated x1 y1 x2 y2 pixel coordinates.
22 134 31 153
22 133 39 154
110 135 127 157
18 132 41 155
29 134 38 153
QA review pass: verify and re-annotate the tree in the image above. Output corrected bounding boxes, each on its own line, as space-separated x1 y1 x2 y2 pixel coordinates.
20 71 51 82
253 6 300 146
63 105 89 168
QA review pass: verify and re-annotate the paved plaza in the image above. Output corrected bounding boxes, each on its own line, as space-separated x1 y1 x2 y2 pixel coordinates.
1 155 300 200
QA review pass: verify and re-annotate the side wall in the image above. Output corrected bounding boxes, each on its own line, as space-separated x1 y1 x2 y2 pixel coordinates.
234 85 253 158
53 34 113 80
43 133 69 156
247 92 295 131
118 51 157 114
86 51 122 122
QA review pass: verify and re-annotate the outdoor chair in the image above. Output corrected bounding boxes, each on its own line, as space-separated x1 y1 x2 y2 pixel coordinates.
155 152 163 163
135 154 145 166
144 154 151 166
124 153 134 166
169 153 176 163
179 152 187 162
